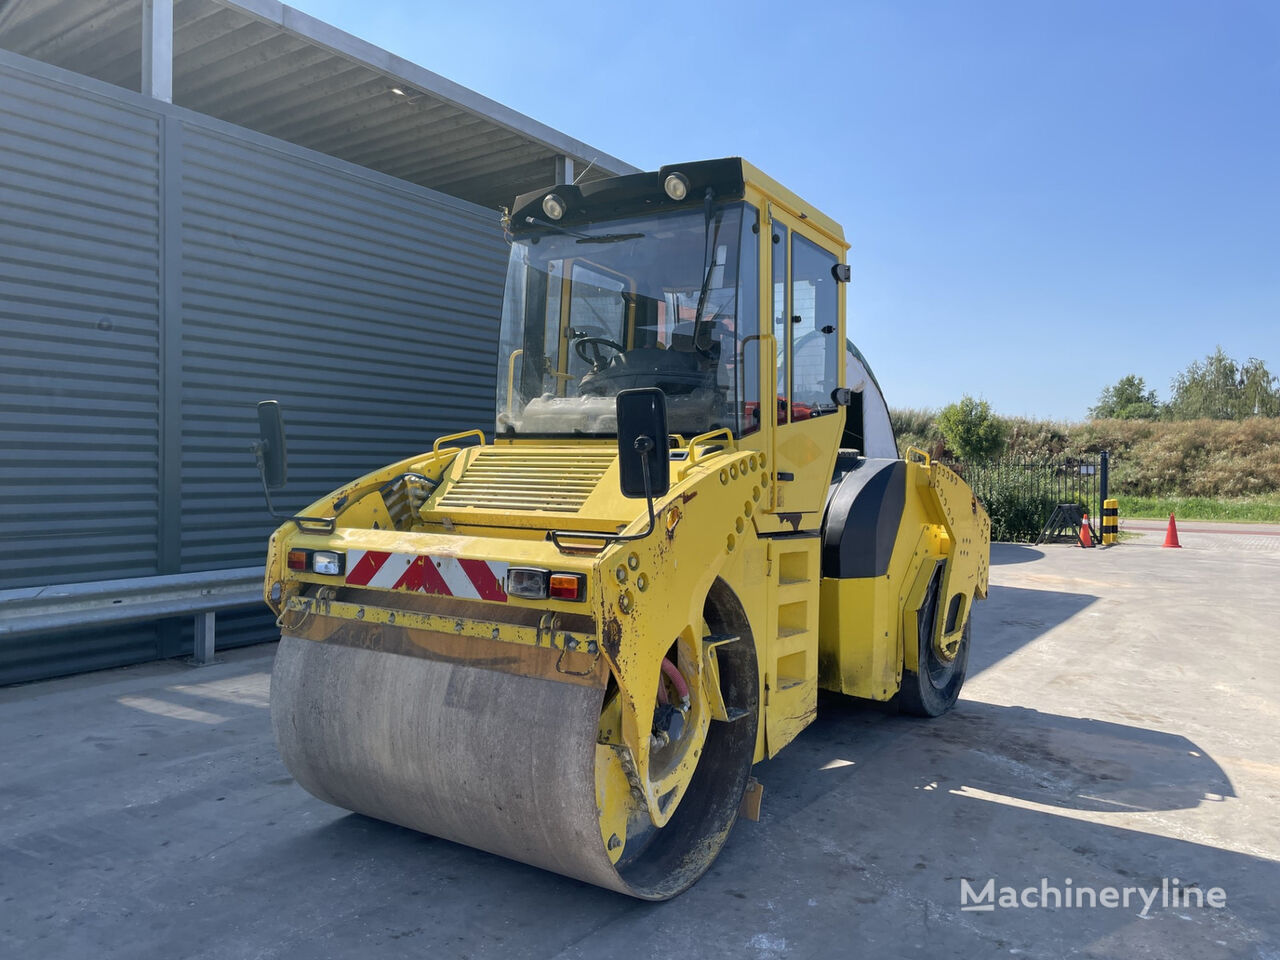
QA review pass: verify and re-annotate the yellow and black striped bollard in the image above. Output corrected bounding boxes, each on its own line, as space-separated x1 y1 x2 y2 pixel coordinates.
1101 498 1119 545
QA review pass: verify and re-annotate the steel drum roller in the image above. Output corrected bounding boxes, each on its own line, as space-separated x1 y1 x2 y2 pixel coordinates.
271 632 758 899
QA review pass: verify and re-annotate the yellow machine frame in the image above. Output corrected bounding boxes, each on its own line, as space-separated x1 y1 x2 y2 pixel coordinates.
263 158 990 894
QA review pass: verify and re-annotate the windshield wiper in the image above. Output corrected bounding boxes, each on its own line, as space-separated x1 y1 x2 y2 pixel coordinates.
522 216 643 246
694 189 724 326
522 215 593 240
576 232 645 244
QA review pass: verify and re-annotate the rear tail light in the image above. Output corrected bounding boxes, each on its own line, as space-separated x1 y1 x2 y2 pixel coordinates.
548 572 586 601
507 568 586 601
287 549 309 571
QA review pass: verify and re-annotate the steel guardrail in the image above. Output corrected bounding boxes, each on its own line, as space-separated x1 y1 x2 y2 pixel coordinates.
0 567 265 664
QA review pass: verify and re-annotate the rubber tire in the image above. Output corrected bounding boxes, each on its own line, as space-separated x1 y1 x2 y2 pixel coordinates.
898 600 970 718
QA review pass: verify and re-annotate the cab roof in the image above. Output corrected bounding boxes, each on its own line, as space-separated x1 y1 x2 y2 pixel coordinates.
509 157 846 248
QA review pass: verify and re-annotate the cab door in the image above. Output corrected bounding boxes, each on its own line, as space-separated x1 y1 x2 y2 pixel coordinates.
763 206 845 524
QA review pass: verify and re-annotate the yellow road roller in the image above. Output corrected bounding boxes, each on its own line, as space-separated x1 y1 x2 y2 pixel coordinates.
257 158 990 900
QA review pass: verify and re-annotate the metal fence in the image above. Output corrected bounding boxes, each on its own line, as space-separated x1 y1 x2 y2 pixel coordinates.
945 453 1109 543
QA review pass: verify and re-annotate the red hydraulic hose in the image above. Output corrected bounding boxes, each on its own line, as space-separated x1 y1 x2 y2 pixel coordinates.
661 657 690 702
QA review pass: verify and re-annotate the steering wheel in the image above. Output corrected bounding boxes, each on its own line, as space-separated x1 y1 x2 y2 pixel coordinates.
573 335 626 369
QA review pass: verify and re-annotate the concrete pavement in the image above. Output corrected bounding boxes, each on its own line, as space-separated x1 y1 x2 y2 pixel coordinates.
1119 518 1280 554
2 529 1278 959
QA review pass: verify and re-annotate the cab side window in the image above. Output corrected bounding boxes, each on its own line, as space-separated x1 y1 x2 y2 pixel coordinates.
790 234 839 414
736 206 761 435
771 222 789 424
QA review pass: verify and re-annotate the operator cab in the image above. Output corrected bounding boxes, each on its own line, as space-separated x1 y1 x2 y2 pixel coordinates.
496 159 845 442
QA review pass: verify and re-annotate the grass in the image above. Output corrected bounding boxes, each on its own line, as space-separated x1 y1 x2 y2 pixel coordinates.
1117 495 1280 523
890 410 1280 500
889 407 1280 528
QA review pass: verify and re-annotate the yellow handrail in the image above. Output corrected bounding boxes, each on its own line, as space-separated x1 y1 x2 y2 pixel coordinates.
433 429 486 457
905 445 931 466
687 428 736 467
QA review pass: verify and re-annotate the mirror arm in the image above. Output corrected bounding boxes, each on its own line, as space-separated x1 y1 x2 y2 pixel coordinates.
634 441 658 536
250 439 336 533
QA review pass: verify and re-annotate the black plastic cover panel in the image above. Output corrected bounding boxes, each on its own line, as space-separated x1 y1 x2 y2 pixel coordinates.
820 458 907 579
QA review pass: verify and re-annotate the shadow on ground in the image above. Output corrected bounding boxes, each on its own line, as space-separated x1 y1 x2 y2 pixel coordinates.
968 582 1097 675
990 543 1046 565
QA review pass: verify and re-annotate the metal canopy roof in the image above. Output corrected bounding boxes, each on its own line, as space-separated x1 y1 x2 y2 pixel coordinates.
0 0 638 210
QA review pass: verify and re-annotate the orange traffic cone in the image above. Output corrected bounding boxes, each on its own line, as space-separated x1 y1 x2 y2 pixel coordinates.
1163 513 1181 548
1079 512 1094 548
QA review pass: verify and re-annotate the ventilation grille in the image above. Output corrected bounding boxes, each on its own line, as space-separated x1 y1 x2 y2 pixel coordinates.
436 448 615 513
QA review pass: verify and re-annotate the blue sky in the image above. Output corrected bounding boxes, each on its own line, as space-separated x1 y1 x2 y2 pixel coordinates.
287 0 1279 420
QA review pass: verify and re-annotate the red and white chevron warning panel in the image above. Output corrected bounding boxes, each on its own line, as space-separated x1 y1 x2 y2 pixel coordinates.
345 550 509 602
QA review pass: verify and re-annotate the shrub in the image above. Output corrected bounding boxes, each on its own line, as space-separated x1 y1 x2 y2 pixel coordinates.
889 407 938 455
1003 416 1073 459
936 396 1006 463
1090 374 1162 420
979 478 1060 543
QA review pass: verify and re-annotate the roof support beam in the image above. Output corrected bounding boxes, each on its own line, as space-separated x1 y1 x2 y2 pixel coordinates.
555 155 574 185
141 0 173 101
218 0 637 177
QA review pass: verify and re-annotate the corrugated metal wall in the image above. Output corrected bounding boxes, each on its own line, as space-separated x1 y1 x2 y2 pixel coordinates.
0 64 163 585
178 124 505 571
0 60 168 678
0 51 507 683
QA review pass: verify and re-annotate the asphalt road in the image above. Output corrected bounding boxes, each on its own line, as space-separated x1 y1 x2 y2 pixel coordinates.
2 527 1277 960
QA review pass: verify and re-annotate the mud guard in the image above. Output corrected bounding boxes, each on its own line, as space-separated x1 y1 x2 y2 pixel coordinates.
820 457 906 579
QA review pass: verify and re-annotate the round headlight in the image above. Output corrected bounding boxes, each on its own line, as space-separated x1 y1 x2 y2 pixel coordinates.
663 173 690 201
542 193 566 220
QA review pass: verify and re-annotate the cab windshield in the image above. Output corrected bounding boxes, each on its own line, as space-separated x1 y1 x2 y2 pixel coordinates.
495 203 760 437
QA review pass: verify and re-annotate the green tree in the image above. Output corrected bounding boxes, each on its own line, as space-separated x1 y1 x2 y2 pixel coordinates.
1090 374 1161 420
936 395 1006 462
1167 347 1280 419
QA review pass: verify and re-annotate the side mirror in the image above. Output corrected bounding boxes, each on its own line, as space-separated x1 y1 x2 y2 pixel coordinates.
616 388 669 498
255 400 288 489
